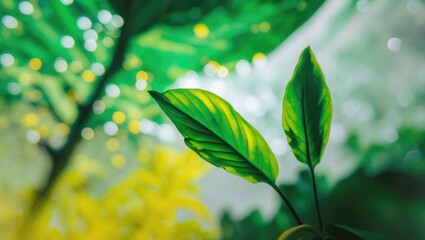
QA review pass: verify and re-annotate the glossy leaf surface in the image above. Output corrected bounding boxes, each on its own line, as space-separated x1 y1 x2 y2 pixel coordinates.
282 46 332 168
149 89 278 184
278 224 320 240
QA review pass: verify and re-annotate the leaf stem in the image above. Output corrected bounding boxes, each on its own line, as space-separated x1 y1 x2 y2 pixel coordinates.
271 183 303 225
309 167 323 231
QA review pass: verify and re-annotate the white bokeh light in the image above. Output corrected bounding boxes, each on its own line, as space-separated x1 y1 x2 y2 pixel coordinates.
381 128 399 143
77 16 92 30
26 130 40 143
139 119 156 134
83 29 98 40
243 96 265 116
203 63 217 77
84 40 97 52
111 14 124 28
92 100 106 114
0 53 15 67
60 0 74 5
98 10 112 24
407 0 422 14
105 84 120 98
61 35 75 48
104 121 118 136
387 37 402 52
91 62 105 76
236 60 251 76
54 58 68 72
2 15 18 29
157 124 176 143
19 1 34 15
136 80 147 91
7 82 22 95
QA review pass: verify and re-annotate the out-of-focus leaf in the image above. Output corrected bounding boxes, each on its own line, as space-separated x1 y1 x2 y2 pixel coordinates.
149 89 278 184
220 210 288 240
324 224 388 240
282 46 332 168
125 0 325 90
108 0 224 37
0 0 325 135
277 224 320 240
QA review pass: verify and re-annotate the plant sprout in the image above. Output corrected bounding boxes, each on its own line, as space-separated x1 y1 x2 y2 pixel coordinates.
150 46 386 239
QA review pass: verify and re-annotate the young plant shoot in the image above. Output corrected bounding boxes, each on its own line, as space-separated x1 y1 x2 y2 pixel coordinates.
149 46 386 240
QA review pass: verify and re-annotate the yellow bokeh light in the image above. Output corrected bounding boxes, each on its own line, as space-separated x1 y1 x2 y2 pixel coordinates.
70 61 83 73
21 113 39 127
111 154 126 169
123 55 142 70
208 60 219 67
18 73 31 86
37 125 49 139
82 70 96 83
103 36 114 47
253 52 266 62
217 66 229 78
29 58 42 71
56 122 70 135
106 137 120 151
136 70 148 81
112 111 126 124
194 23 209 38
259 21 271 32
128 120 140 134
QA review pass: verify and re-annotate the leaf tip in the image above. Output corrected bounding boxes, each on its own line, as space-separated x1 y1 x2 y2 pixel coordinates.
302 45 314 58
148 90 161 100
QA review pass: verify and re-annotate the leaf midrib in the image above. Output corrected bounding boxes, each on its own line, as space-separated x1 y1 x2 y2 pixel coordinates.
301 59 313 168
158 93 273 183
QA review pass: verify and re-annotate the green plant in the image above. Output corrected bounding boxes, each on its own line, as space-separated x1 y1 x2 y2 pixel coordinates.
150 46 386 239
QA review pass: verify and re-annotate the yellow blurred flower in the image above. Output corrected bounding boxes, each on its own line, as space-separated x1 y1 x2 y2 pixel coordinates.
17 146 217 240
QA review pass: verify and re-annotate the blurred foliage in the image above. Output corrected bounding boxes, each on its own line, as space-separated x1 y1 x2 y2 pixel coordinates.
220 126 425 239
1 146 216 240
0 0 324 129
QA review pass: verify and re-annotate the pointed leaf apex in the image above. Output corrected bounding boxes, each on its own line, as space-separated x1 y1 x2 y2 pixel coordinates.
302 45 315 59
148 90 160 99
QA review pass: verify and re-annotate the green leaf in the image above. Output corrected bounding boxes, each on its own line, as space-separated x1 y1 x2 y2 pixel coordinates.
149 89 278 184
324 224 388 240
282 46 332 168
278 224 320 240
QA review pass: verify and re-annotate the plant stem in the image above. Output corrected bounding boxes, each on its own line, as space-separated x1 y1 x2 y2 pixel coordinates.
271 183 303 225
309 167 323 231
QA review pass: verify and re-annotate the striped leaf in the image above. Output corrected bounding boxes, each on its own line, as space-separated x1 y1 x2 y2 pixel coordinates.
149 89 278 184
282 46 332 168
